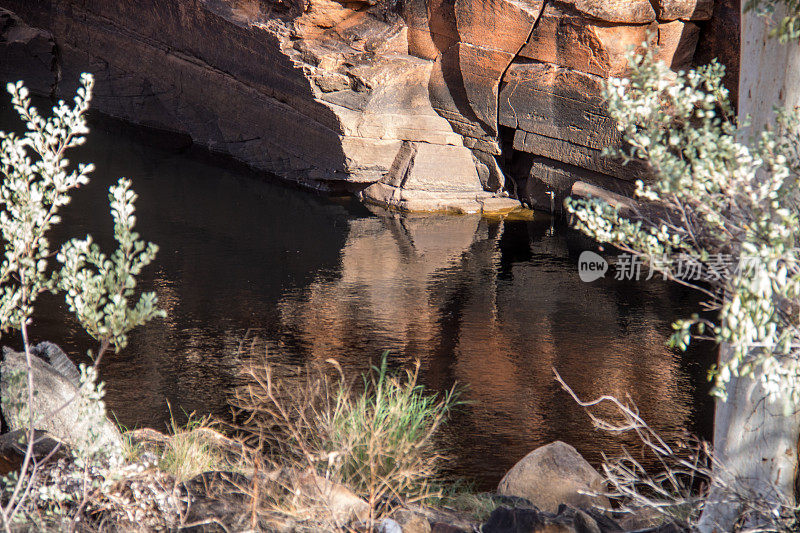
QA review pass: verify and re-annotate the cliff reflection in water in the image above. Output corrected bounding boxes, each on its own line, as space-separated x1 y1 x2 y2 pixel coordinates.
9 112 713 490
275 210 714 486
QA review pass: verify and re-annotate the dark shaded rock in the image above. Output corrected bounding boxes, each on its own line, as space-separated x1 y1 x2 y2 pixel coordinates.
583 508 623 532
512 154 637 213
483 505 624 533
0 8 57 95
574 509 602 533
482 506 573 533
692 0 740 108
0 429 68 475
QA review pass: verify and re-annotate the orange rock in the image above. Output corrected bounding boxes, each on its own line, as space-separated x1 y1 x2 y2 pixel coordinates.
454 0 543 54
519 3 657 78
653 0 714 21
558 0 656 23
404 0 459 60
499 62 646 180
421 0 543 145
656 20 701 71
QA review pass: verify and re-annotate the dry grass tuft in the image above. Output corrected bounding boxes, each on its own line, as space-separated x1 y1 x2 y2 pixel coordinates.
232 351 461 525
554 369 800 532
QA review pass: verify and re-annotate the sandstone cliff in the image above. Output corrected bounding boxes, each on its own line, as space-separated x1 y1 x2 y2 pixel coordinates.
0 0 738 212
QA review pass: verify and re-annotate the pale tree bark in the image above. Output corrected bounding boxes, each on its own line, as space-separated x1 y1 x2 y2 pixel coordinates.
697 347 800 532
738 3 800 138
697 5 800 531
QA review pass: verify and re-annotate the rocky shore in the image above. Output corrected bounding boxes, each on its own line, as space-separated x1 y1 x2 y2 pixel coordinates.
0 0 738 213
1 342 688 532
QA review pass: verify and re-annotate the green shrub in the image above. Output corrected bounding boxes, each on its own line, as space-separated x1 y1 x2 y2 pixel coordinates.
0 74 163 530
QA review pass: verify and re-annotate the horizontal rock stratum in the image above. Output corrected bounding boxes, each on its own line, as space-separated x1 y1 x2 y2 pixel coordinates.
0 0 738 213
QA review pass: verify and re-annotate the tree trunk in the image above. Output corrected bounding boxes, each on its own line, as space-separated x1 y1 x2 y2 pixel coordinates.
698 8 800 530
696 346 800 532
738 3 800 138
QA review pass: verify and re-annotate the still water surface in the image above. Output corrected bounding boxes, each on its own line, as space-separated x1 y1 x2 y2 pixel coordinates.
7 113 715 489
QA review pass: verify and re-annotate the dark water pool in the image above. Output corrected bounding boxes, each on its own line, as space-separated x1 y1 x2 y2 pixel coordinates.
3 109 716 490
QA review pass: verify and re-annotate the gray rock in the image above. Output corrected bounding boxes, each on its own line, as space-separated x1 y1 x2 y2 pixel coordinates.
28 342 81 386
574 509 602 533
0 344 122 454
377 518 403 533
497 441 610 514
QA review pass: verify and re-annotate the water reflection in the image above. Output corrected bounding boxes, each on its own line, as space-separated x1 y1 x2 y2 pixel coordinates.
274 209 714 485
1 110 714 489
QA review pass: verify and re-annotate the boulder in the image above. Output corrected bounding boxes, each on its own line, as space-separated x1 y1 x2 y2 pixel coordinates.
497 441 609 514
393 509 432 533
0 343 122 454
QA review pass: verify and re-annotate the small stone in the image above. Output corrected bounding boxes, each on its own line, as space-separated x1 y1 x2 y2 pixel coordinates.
394 509 432 533
377 518 403 533
573 509 602 533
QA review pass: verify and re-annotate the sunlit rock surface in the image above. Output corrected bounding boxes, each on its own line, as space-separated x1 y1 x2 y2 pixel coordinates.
0 0 738 212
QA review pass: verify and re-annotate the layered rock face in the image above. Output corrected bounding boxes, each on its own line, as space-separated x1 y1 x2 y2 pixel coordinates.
494 0 737 209
0 0 738 212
